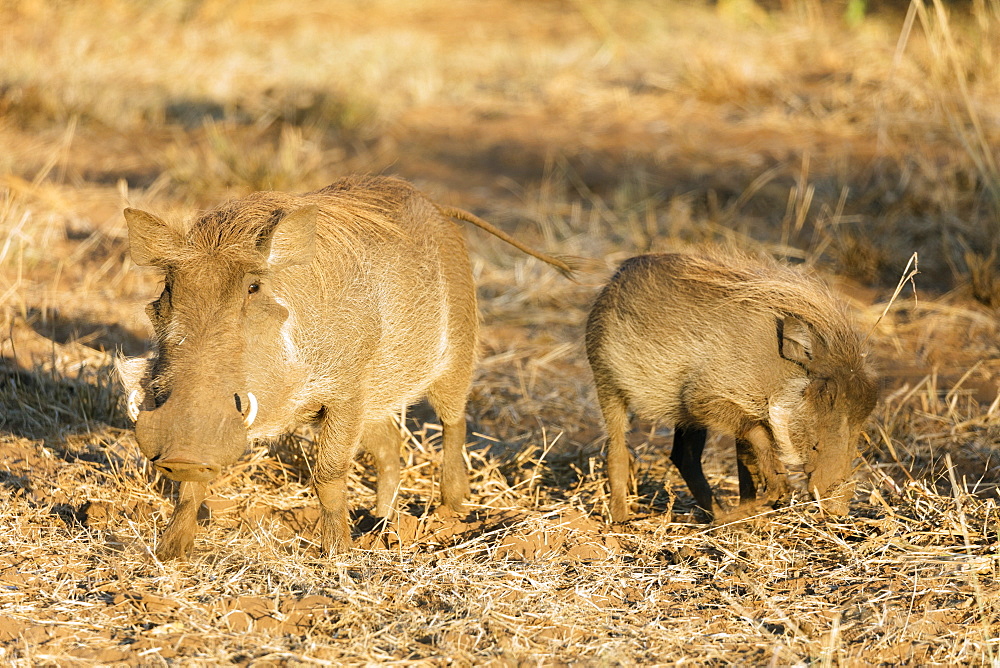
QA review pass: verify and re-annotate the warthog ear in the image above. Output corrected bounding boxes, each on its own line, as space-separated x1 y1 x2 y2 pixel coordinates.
259 205 318 269
124 208 180 267
778 315 814 366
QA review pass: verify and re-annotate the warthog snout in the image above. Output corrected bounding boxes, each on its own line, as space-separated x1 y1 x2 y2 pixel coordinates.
133 391 253 483
152 457 221 482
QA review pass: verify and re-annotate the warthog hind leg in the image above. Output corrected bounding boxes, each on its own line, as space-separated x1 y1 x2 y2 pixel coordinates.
427 370 472 513
595 383 633 523
437 413 470 512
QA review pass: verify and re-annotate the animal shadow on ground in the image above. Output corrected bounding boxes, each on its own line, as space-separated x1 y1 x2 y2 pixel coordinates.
0 314 133 440
23 307 149 358
0 313 152 536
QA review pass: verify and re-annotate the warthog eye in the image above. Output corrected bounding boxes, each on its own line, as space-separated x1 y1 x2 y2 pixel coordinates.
248 282 260 295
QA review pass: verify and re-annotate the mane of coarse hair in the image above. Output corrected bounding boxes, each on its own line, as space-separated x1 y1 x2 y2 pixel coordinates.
663 248 871 361
176 176 410 269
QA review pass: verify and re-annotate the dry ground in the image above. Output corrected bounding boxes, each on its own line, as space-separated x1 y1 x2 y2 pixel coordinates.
1 0 999 664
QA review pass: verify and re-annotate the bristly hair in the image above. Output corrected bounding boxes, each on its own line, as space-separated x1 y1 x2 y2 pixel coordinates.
649 248 877 404
659 249 861 335
170 175 410 270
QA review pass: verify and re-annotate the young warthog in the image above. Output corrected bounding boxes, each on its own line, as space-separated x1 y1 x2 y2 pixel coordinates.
586 252 877 523
117 175 572 560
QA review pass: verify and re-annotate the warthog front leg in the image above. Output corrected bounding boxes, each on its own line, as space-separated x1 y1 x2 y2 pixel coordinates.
670 426 728 519
716 425 790 522
744 424 790 504
315 409 363 555
315 475 352 554
736 438 759 503
363 417 401 518
156 480 207 560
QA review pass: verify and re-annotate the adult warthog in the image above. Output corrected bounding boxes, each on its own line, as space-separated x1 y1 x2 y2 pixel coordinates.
585 251 877 523
118 175 572 559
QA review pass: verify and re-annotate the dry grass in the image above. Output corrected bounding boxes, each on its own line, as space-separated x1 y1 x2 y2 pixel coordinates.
1 0 999 664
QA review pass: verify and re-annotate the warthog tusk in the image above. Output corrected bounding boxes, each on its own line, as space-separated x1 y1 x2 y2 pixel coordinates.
243 392 258 428
127 390 141 422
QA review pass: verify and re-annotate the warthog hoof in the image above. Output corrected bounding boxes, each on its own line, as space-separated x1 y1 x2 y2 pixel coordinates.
320 514 353 555
816 480 855 516
156 526 195 561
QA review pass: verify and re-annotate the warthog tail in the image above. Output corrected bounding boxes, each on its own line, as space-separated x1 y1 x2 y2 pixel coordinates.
440 206 577 279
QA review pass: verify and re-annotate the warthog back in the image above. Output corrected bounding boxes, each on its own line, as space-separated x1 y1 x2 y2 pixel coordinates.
586 251 877 523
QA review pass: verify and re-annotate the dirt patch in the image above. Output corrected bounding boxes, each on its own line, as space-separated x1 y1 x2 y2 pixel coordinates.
354 506 620 561
215 595 338 633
